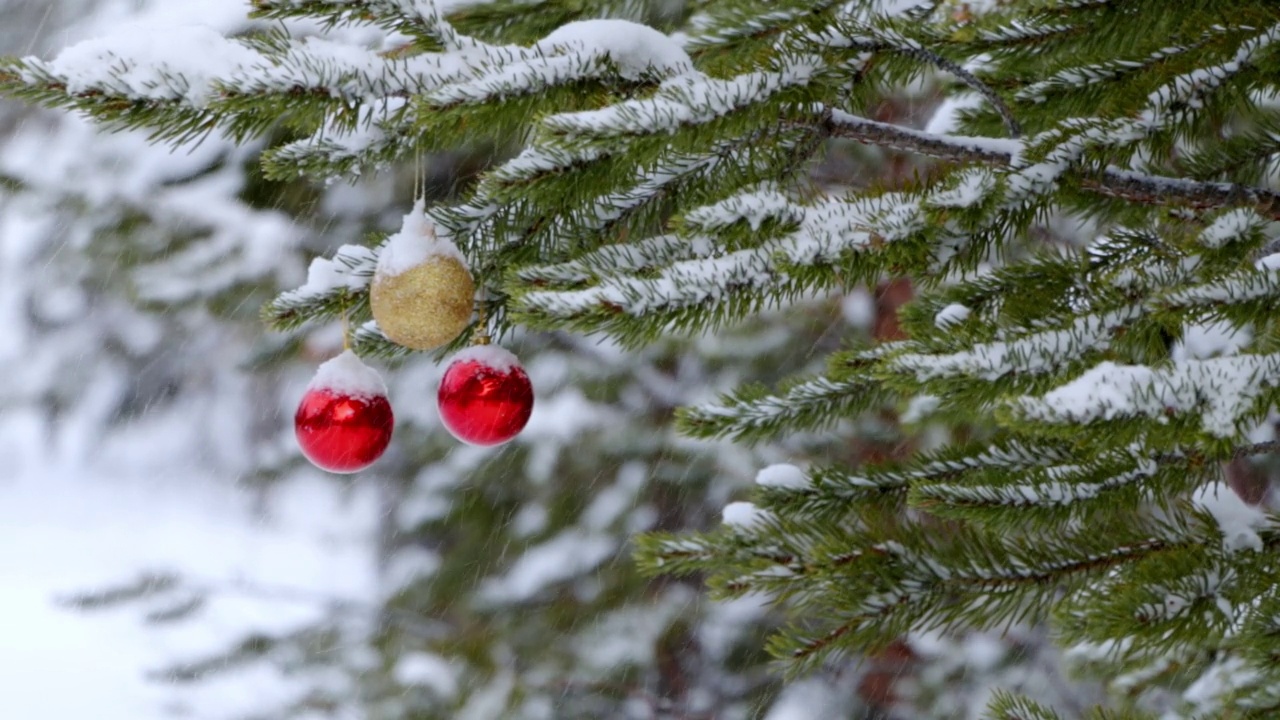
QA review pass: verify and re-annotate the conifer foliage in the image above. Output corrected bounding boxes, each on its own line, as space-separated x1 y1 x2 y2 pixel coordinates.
8 0 1280 716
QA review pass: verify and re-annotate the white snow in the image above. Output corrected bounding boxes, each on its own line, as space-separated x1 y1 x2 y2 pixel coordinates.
841 288 875 329
572 151 729 237
924 92 984 135
1198 208 1267 248
896 308 1139 381
545 57 821 137
294 244 378 296
447 344 522 373
1258 252 1280 271
537 20 693 81
902 394 942 423
1017 40 1197 104
682 184 802 231
1193 482 1268 553
926 168 997 209
308 349 388 399
934 302 971 328
755 463 811 490
1172 321 1251 362
380 547 444 599
1032 363 1150 419
36 24 261 107
1015 354 1280 437
830 107 1023 163
491 145 605 184
722 501 769 530
394 652 461 698
375 198 467 278
1182 655 1260 716
696 593 770 661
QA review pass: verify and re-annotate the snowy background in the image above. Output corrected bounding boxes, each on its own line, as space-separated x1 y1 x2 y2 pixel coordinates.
2 476 377 719
0 2 384 718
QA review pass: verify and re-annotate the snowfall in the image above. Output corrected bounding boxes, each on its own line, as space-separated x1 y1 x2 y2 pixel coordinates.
1 469 379 719
0 2 383 718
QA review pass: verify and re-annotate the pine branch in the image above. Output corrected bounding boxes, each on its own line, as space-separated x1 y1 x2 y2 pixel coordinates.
250 0 466 46
1009 353 1280 440
677 371 891 444
780 528 1188 669
682 0 844 56
510 190 927 345
263 244 377 331
984 690 1067 720
887 306 1142 384
514 234 709 289
818 109 1280 220
485 127 814 262
542 56 820 140
757 439 1078 525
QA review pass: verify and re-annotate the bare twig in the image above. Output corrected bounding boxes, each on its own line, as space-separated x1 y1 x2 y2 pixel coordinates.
890 42 1022 138
842 21 1022 137
820 109 1280 220
1232 440 1280 459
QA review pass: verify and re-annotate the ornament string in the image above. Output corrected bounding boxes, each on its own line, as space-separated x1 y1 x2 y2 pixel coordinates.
412 149 421 203
474 302 491 346
341 311 351 351
340 295 351 351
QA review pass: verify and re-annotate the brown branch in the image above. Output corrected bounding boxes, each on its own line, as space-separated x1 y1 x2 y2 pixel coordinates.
793 615 861 660
1159 440 1280 465
946 539 1173 592
1233 440 1280 458
820 109 1280 221
821 109 1014 164
881 39 1022 138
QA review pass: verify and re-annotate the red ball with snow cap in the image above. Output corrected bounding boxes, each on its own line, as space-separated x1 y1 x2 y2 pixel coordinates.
437 345 534 446
295 350 394 473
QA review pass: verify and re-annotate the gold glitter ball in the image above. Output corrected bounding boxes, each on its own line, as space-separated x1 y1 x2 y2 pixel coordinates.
370 254 475 351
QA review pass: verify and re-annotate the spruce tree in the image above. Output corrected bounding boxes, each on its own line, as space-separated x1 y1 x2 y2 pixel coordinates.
8 0 1280 718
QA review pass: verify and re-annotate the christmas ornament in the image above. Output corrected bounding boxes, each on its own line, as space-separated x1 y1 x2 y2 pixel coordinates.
370 198 474 351
437 345 534 446
295 350 394 473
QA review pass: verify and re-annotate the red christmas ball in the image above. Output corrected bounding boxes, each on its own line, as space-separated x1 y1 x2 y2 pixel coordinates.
295 351 394 473
437 345 534 446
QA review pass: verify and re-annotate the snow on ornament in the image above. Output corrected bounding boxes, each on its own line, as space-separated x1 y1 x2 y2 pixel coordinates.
295 350 394 473
370 199 474 351
437 345 534 447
